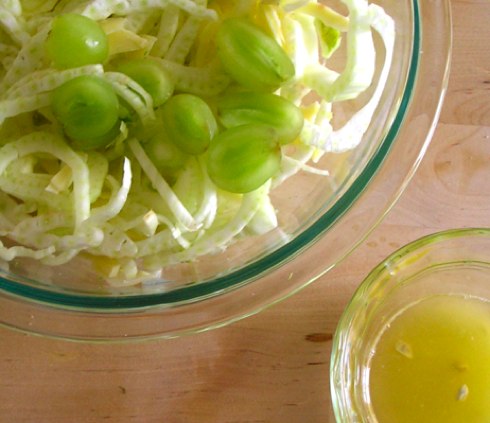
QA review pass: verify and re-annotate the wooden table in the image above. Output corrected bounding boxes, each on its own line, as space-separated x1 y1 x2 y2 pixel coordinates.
1 1 489 422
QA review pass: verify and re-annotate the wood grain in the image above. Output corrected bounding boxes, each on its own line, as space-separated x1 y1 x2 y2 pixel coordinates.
1 1 489 422
440 1 490 126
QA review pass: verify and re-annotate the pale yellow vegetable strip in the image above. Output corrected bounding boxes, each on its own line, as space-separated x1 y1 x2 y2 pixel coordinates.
11 213 74 248
107 211 176 258
0 172 71 210
11 155 35 172
0 132 90 227
102 18 154 56
1 59 13 76
105 259 160 287
2 1 22 17
164 15 202 64
0 191 18 233
41 249 81 265
84 158 132 225
192 157 217 229
46 164 72 195
0 93 51 125
156 215 191 249
19 0 59 15
0 43 18 58
104 71 155 124
80 0 217 21
124 10 161 34
281 156 330 176
87 222 138 258
0 191 35 227
54 0 77 13
171 157 202 215
86 151 109 203
0 215 13 235
151 5 180 57
304 0 374 102
10 221 100 267
282 13 320 80
128 138 199 232
299 102 332 148
57 227 104 251
4 67 61 95
0 7 29 45
0 241 55 261
309 2 395 152
261 5 285 47
133 228 182 257
5 65 105 100
302 62 338 95
116 210 158 237
132 214 194 257
120 259 138 279
0 23 50 91
273 144 315 188
295 2 349 32
104 120 129 161
161 182 270 264
11 214 103 254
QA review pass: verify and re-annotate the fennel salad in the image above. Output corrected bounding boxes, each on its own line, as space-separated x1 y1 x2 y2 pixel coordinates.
0 0 394 286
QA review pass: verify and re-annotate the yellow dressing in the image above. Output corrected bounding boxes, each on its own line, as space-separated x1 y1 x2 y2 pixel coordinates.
369 295 490 423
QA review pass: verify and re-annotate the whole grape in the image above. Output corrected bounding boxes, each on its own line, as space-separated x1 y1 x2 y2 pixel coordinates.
51 75 120 149
45 14 109 69
206 124 281 193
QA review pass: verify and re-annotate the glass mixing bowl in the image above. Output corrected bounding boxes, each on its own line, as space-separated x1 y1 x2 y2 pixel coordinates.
0 0 452 341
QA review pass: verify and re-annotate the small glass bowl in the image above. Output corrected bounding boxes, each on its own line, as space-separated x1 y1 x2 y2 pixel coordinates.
330 228 490 422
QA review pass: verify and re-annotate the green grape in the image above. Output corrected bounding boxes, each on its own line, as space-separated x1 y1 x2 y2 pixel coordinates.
217 91 304 145
161 94 218 155
216 18 295 91
71 121 121 151
51 75 120 149
143 125 188 180
206 124 281 193
45 14 109 69
117 59 175 108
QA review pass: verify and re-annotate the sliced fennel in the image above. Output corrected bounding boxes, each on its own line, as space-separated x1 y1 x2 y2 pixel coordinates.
0 0 395 286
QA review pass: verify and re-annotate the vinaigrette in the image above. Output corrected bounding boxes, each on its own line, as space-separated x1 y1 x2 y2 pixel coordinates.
369 295 490 423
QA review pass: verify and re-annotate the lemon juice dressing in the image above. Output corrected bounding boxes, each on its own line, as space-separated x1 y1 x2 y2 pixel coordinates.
369 294 490 423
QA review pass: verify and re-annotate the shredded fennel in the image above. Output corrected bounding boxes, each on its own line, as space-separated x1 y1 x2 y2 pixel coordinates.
0 0 395 285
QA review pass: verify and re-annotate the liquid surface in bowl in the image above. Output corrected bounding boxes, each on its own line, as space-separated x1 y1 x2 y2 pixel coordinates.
369 294 490 423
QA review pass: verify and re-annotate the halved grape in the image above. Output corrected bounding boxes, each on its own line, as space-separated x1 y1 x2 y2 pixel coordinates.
206 124 281 193
117 59 175 108
143 125 189 181
216 18 295 91
51 75 120 149
217 91 304 144
161 94 217 155
71 121 122 151
45 14 109 69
